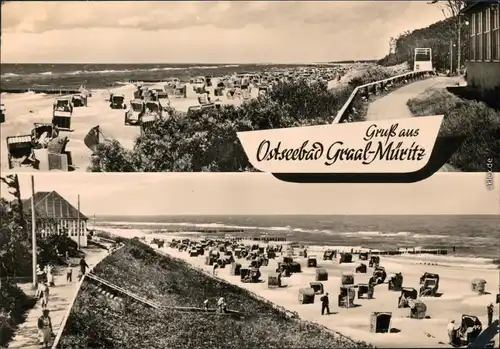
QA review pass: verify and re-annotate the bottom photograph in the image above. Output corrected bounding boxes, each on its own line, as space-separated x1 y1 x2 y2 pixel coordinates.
1 173 499 349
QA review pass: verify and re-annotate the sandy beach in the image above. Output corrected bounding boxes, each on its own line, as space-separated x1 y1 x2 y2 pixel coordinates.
0 78 256 172
102 227 499 348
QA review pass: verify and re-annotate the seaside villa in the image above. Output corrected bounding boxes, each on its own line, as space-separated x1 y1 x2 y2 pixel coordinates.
23 191 88 247
463 1 500 96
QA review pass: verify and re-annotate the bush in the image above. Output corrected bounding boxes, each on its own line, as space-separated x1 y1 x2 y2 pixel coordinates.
38 234 79 265
0 280 36 346
91 67 401 172
408 89 500 172
60 239 371 348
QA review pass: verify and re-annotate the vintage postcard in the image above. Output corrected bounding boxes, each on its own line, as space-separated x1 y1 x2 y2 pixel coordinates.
1 1 499 349
1 1 498 175
0 172 499 348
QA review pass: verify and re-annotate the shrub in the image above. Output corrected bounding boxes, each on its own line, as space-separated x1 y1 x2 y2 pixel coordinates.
408 89 500 172
38 234 79 265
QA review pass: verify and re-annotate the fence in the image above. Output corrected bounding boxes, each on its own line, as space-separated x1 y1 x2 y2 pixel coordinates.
50 243 124 349
332 70 435 124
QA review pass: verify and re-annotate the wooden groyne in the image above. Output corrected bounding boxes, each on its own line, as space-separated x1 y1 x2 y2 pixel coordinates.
0 87 81 94
368 249 448 256
129 79 165 83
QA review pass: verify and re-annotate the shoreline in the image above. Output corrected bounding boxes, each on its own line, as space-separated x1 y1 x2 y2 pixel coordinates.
153 239 498 348
98 229 499 348
93 227 500 266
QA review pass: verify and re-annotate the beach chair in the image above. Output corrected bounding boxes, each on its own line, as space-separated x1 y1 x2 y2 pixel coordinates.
6 135 36 169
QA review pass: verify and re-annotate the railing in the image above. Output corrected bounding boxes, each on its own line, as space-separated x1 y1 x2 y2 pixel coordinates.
86 272 160 309
51 243 124 349
332 70 435 124
86 272 245 315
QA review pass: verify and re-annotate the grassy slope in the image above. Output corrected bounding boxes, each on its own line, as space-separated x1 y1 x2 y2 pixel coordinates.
407 88 500 172
59 239 372 349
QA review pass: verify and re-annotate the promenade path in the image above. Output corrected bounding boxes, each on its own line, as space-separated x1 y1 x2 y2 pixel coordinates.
365 76 462 172
7 246 109 349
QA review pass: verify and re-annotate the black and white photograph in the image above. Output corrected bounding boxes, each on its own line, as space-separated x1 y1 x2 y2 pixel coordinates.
1 172 499 348
1 1 499 173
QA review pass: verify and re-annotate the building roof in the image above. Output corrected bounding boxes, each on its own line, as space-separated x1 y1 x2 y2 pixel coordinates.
23 191 88 220
461 0 496 13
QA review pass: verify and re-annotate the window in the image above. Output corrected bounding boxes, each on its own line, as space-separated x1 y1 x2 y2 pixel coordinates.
471 13 476 60
485 8 491 60
477 11 483 61
492 4 500 60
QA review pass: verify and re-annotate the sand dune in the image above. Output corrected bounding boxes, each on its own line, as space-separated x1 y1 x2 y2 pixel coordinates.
100 228 499 348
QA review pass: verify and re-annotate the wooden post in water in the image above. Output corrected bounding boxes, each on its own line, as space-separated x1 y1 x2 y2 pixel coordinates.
77 195 81 250
31 175 37 288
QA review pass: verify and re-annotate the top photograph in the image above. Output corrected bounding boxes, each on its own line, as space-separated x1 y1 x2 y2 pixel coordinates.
1 0 499 173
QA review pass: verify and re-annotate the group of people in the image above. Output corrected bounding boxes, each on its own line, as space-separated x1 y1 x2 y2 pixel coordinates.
202 297 227 313
34 256 90 348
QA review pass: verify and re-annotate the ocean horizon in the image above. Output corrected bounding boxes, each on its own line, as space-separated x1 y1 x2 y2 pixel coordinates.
93 214 500 259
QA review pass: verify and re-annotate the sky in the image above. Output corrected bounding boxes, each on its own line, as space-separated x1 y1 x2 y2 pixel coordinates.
1 173 498 216
0 1 446 63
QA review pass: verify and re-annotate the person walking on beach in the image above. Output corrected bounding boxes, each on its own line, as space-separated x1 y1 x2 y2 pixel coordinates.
320 293 330 315
213 263 218 276
447 320 456 345
487 303 494 326
37 309 54 348
203 299 209 312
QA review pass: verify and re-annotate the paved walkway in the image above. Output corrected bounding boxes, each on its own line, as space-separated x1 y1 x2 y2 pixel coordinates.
366 77 459 121
365 77 461 172
7 247 109 349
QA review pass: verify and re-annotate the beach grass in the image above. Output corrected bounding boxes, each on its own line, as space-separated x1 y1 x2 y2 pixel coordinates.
59 238 372 349
407 88 500 172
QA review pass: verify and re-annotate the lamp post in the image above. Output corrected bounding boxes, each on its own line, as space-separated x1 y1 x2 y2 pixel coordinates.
450 40 454 74
458 14 462 74
457 14 470 75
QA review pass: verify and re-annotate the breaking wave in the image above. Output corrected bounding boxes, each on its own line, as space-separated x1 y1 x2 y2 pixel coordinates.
96 220 468 241
1 64 241 79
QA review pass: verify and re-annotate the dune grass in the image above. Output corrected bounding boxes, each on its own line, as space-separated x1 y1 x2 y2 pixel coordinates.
59 238 372 349
407 88 500 172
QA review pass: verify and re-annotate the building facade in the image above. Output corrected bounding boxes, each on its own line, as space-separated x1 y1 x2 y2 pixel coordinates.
464 2 500 95
23 191 88 247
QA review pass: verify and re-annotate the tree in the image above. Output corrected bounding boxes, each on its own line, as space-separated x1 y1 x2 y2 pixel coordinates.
429 0 468 72
0 198 32 277
0 175 77 277
0 175 26 234
378 16 469 72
